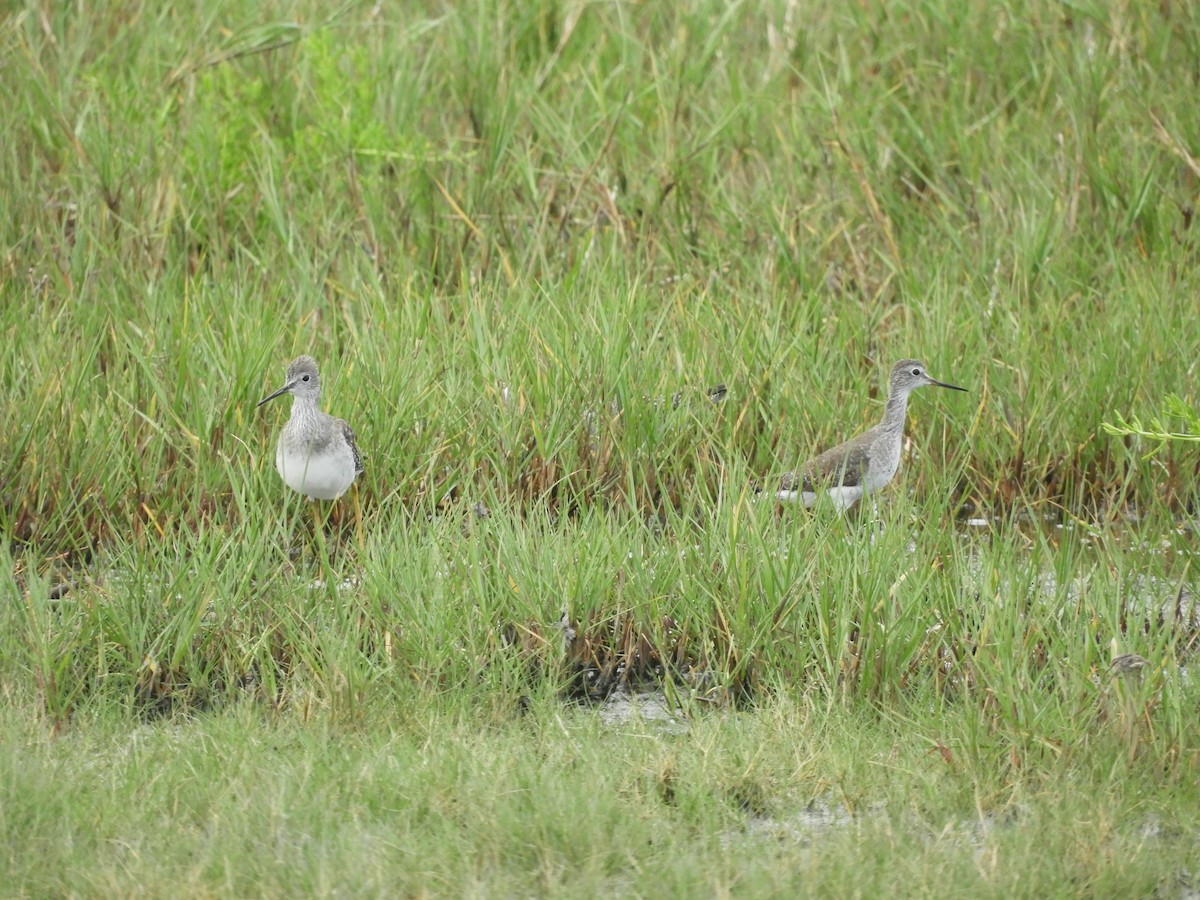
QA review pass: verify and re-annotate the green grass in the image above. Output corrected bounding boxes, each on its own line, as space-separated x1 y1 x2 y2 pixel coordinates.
3 695 1198 897
2 0 1200 894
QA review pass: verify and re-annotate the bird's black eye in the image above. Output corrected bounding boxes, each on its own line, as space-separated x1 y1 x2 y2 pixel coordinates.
911 368 921 376
302 375 311 382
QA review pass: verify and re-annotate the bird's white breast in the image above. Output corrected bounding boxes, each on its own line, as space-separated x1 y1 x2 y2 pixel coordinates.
275 441 357 500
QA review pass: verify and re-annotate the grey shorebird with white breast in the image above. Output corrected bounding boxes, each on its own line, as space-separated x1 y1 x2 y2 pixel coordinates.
776 359 966 512
257 355 364 501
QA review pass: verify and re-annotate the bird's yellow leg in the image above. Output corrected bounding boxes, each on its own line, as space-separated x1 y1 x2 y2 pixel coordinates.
352 483 364 552
310 501 337 601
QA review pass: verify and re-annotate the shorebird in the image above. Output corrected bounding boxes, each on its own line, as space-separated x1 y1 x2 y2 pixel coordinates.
776 359 966 511
257 355 364 501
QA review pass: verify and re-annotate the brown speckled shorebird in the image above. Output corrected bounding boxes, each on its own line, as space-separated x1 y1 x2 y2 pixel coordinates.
777 359 966 512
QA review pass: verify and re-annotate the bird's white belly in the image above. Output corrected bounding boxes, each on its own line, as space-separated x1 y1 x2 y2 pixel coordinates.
276 442 356 500
776 484 864 511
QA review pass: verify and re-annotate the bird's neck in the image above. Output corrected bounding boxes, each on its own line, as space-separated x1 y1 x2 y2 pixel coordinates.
877 388 911 433
287 395 322 428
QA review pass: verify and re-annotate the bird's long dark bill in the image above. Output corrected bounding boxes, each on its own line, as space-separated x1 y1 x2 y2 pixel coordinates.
930 378 968 392
256 382 293 407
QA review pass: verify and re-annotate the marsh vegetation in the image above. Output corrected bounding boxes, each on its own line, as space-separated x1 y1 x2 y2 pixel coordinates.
2 0 1199 894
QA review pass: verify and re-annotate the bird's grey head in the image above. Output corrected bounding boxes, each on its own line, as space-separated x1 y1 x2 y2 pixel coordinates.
889 359 967 395
257 355 321 407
